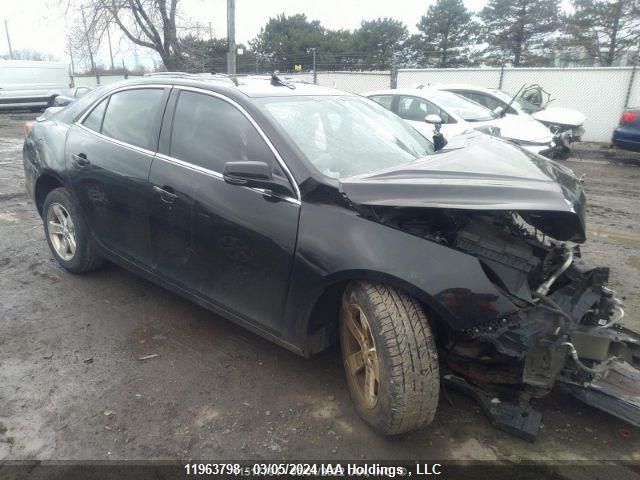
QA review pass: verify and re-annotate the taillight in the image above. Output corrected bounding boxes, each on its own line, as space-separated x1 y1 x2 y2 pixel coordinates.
620 112 638 124
23 121 34 137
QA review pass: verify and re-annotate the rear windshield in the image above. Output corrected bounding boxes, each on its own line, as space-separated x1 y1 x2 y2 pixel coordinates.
256 95 434 180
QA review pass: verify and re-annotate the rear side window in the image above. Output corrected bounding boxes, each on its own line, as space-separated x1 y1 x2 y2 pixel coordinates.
82 98 108 132
170 91 275 173
101 89 165 150
368 95 394 111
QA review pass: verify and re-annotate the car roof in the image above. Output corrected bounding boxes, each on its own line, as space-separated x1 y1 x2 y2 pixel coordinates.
112 73 352 98
364 87 467 100
433 83 499 94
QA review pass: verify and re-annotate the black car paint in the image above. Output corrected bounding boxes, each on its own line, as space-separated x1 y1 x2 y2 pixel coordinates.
23 77 586 357
340 133 587 242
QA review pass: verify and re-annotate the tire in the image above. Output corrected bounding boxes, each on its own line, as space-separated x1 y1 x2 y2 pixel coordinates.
42 187 103 273
340 281 439 435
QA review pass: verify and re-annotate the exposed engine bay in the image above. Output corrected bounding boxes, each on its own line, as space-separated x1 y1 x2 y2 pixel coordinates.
367 206 640 441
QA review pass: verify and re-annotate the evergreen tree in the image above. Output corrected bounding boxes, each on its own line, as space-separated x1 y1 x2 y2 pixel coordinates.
414 0 479 67
563 0 640 66
480 0 561 66
351 18 410 70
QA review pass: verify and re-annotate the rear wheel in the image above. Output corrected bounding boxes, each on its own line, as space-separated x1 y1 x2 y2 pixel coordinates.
340 281 439 435
43 187 103 273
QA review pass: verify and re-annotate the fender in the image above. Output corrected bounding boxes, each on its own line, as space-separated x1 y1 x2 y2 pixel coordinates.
281 198 519 354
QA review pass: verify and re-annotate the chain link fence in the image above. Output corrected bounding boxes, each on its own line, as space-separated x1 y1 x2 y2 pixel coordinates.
284 67 639 143
71 61 639 142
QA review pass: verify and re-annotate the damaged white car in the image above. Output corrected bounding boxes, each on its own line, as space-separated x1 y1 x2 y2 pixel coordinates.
365 88 559 158
440 84 586 157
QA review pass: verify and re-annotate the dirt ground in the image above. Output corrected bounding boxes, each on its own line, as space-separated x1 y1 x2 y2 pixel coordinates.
1 111 640 466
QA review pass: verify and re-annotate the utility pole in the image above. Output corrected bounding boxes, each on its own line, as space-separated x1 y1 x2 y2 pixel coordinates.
390 50 398 89
106 23 115 71
310 47 317 84
4 19 14 59
226 0 236 74
80 6 97 78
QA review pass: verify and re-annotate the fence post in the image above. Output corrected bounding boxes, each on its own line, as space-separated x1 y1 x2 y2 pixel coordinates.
390 53 398 89
624 65 637 108
498 64 505 89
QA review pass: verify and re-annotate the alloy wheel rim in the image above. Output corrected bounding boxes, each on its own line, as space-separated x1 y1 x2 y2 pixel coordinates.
342 304 380 409
47 203 76 261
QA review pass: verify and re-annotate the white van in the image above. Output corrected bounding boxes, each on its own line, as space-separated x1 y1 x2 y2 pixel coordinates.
0 60 70 110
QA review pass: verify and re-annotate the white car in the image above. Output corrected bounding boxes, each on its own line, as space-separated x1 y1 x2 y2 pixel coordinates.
365 88 556 157
438 84 586 148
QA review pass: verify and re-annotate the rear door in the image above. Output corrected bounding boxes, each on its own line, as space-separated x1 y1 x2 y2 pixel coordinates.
148 88 300 334
66 85 169 266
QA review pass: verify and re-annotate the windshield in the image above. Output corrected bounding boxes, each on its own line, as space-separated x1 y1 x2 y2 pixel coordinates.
257 95 434 180
430 91 496 122
494 90 538 114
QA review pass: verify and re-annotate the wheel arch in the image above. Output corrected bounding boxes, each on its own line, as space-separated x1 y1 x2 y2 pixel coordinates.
34 172 67 216
303 269 454 357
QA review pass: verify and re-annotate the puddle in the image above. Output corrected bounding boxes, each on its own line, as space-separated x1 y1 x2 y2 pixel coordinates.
588 225 640 248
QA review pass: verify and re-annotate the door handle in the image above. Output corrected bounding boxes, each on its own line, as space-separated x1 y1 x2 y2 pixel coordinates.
152 185 178 203
72 153 90 167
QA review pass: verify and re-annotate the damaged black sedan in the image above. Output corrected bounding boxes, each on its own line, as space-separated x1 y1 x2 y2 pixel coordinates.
23 74 640 440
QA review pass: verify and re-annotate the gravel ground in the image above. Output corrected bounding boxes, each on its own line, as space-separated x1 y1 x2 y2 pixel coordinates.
1 111 640 466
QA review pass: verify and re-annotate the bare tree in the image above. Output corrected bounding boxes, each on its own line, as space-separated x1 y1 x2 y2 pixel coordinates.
70 0 183 70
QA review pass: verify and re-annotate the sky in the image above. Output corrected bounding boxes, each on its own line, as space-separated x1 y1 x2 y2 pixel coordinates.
1 0 493 70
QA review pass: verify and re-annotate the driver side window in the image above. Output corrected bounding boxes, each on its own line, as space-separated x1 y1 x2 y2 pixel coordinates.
170 91 276 173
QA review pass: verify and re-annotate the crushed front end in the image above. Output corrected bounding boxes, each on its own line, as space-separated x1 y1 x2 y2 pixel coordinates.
340 135 639 440
373 208 640 441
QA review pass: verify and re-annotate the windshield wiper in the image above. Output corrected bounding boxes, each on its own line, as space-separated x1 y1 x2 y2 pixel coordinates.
500 84 526 117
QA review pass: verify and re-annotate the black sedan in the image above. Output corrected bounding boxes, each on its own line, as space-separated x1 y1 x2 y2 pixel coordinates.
23 74 640 438
612 108 640 152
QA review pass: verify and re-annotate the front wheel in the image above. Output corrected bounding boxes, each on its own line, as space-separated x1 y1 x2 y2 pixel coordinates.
43 187 103 273
340 281 439 435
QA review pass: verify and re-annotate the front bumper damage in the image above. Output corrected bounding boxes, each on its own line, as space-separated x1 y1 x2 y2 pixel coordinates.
442 255 640 441
341 138 637 441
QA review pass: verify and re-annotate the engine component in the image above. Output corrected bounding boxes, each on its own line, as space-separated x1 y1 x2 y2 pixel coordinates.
455 219 540 299
536 246 573 295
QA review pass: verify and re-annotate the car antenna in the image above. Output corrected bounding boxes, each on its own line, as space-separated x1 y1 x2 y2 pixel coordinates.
501 84 526 117
271 72 296 89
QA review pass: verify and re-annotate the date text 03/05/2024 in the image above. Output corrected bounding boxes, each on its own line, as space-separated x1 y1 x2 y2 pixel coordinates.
183 463 443 476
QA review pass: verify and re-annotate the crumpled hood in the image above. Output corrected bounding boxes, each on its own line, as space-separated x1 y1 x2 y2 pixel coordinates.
493 114 554 143
532 107 586 128
340 133 587 242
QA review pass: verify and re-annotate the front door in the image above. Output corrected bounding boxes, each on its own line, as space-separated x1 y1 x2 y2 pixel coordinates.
396 95 457 139
148 89 300 334
66 86 168 265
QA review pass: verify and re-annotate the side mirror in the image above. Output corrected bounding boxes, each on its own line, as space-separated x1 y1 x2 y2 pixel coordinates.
223 161 291 195
424 114 447 151
53 96 74 107
75 87 91 98
425 114 443 125
493 106 505 117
